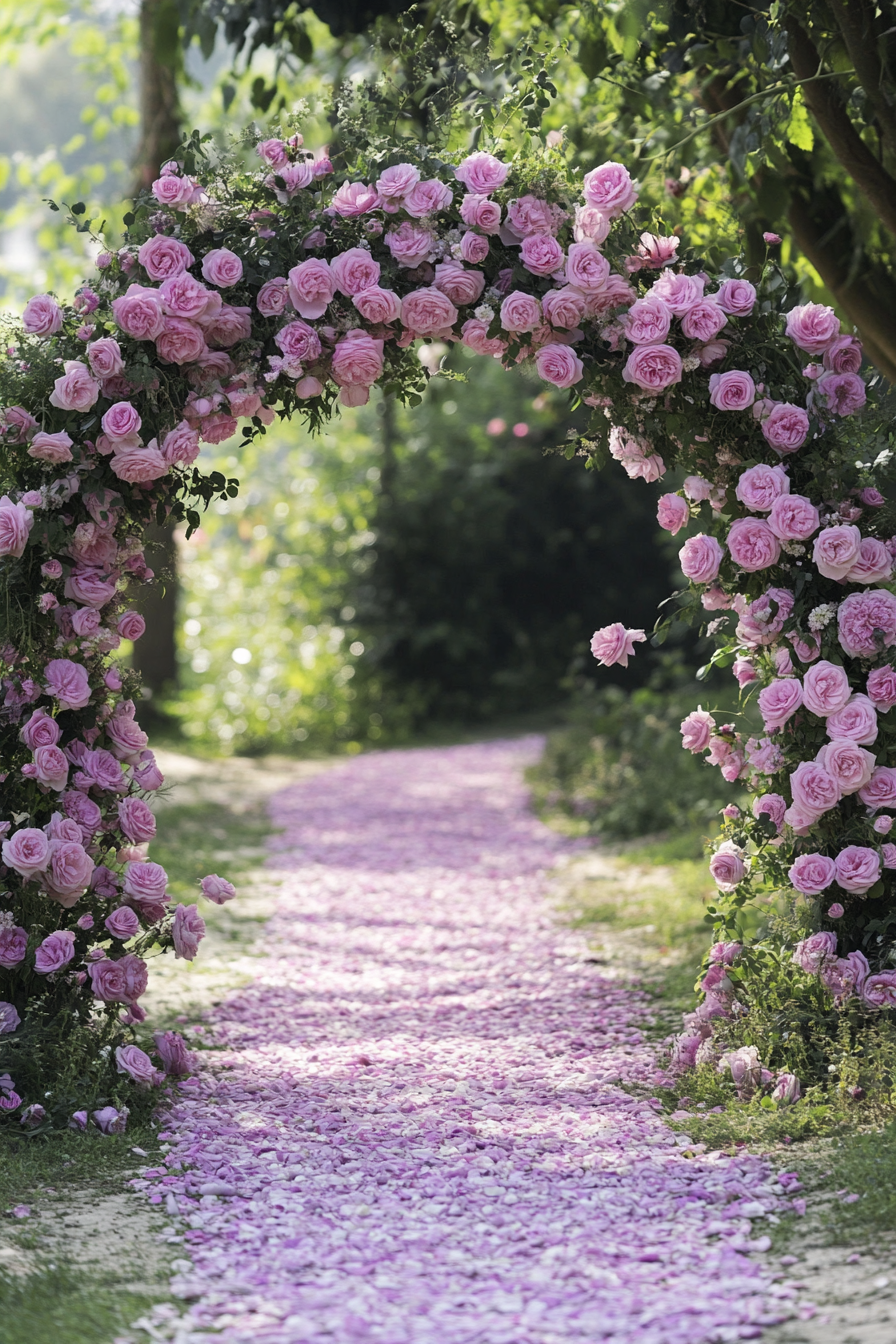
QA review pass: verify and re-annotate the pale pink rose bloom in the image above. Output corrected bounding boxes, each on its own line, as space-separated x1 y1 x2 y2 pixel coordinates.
867 665 896 711
702 585 731 610
158 272 213 320
173 903 206 960
566 241 611 294
22 293 63 335
123 860 169 922
709 369 755 411
385 221 433 268
111 443 168 484
161 421 201 466
785 301 841 352
460 231 489 264
64 567 117 608
838 588 896 656
28 431 74 463
834 845 881 893
459 194 502 234
861 972 896 1009
766 493 820 542
0 496 33 558
45 840 94 904
679 533 724 583
534 343 584 388
505 195 562 238
817 370 866 417
709 843 745 890
0 405 38 442
330 181 380 216
401 288 459 336
117 797 156 844
650 271 704 314
792 928 837 968
500 291 541 333
2 828 50 879
454 152 509 195
256 277 290 317
117 611 146 642
760 402 810 452
200 874 236 904
572 204 611 244
620 294 671 345
353 287 402 324
201 248 243 288
582 161 637 217
771 1071 802 1104
735 463 788 512
813 524 862 579
884 843 896 867
657 493 689 535
34 929 76 974
757 678 803 731
330 247 381 296
376 163 421 199
403 179 453 217
521 234 565 276
827 902 846 918
682 475 712 502
802 660 851 717
433 261 485 307
157 317 208 365
460 319 506 357
20 708 61 751
542 287 585 329
714 278 757 315
85 336 124 381
49 360 100 411
845 537 892 585
256 137 288 166
858 487 885 507
791 759 841 818
287 259 336 319
622 343 682 391
784 802 817 834
635 231 679 267
33 744 69 790
115 1044 158 1085
101 401 141 441
331 332 384 388
621 452 666 483
0 1001 21 1032
753 793 786 830
727 517 780 571
137 235 194 280
681 299 728 342
733 657 757 686
826 693 878 745
822 334 862 373
339 386 370 407
111 286 165 341
589 622 646 668
816 739 875 794
44 659 90 709
275 319 322 363
295 375 324 398
199 413 238 444
152 172 197 207
680 707 715 752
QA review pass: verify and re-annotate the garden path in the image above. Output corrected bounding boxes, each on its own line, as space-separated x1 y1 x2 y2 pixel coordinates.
143 738 800 1343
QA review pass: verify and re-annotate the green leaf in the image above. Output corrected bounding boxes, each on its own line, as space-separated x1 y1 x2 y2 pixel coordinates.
70 202 86 216
786 88 814 153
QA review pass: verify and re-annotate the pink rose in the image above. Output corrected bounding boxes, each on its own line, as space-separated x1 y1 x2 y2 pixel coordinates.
459 194 502 234
101 401 141 441
826 694 878 745
816 738 875 794
734 657 757 685
861 972 896 1010
785 301 841 353
384 222 433 268
159 272 213 319
650 271 705 314
105 906 140 940
760 402 810 453
572 205 611 244
813 524 862 580
520 234 564 277
91 1105 129 1134
275 320 322 364
88 956 134 1003
858 487 885 508
255 277 289 317
200 873 236 904
331 247 381 296
709 843 745 890
726 517 780 571
791 760 841 819
817 371 866 418
622 343 682 391
32 744 69 791
657 493 689 535
353 287 402 324
542 287 585 330
681 299 727 342
34 929 76 974
19 708 61 751
834 845 881 893
133 749 164 792
376 163 421 200
534 343 584 388
0 496 33 558
505 195 562 238
758 678 803 731
767 493 820 541
200 304 251 349
201 248 243 288
173 903 206 960
154 1030 195 1076
460 320 506 357
821 334 862 373
115 1044 158 1085
735 463 789 513
22 293 63 335
0 926 27 968
590 623 646 668
460 231 489 264
330 181 380 216
499 291 541 333
845 537 892 585
28 431 73 463
621 295 671 345
680 707 716 752
401 288 459 337
111 442 168 483
838 588 896 657
123 860 169 922
404 179 453 217
792 928 837 969
754 793 786 830
49 360 100 411
867 665 896 711
683 475 712 503
709 369 755 411
714 279 757 315
0 405 38 441
152 172 197 207
331 331 384 388
63 790 102 841
86 337 124 379
106 714 149 762
156 317 207 365
44 659 90 709
802 660 851 717
566 242 611 295
111 286 165 341
454 152 509 195
46 839 95 903
433 262 485 307
287 259 336 319
158 420 199 466
582 161 638 217
679 533 724 583
137 235 194 281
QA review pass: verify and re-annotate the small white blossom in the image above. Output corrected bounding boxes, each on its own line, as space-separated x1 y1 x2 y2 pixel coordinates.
781 540 806 557
474 304 495 323
450 243 464 261
808 603 837 632
682 354 701 372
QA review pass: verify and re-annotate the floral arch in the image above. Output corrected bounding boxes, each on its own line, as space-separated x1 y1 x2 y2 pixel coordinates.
0 125 890 1125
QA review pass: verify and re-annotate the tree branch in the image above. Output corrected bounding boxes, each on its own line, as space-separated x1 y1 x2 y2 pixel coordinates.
826 0 896 159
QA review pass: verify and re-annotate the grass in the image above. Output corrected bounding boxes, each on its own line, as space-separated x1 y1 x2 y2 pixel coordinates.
1 1264 164 1344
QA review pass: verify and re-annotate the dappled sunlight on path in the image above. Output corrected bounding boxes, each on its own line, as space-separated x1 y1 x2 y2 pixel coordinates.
144 739 800 1343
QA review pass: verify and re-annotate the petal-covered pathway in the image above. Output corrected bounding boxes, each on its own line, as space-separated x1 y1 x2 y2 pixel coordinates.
146 738 798 1343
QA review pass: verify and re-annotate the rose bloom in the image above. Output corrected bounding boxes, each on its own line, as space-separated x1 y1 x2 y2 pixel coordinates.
801 659 851 716
461 319 506 358
402 288 459 336
105 905 140 940
812 524 862 580
816 738 875 794
726 517 780 572
137 235 194 281
709 843 745 890
817 370 867 418
86 337 124 380
520 234 565 276
22 293 63 335
861 768 896 813
44 658 90 710
117 797 156 845
330 181 380 216
433 261 485 307
500 291 542 333
32 744 69 791
834 845 881 894
404 178 453 217
111 442 168 484
46 839 95 904
156 317 207 365
0 496 33 558
201 247 243 288
681 299 728 342
173 903 206 960
680 707 716 752
454 151 509 195
384 221 433 268
101 401 141 441
838 588 896 657
657 492 689 535
566 241 611 295
761 402 810 453
650 270 704 314
275 319 322 364
792 928 838 970
542 287 585 330
330 247 381 296
734 463 789 514
622 343 682 392
353 286 402 325
790 759 841 819
159 272 213 319
152 171 197 207
679 533 724 584
709 369 756 411
867 664 896 711
459 193 502 234
861 972 896 1010
846 537 892 585
826 693 878 745
287 258 336 319
28 430 74 465
758 678 803 731
34 929 76 974
534 343 584 389
460 231 489 264
582 161 638 216
821 334 863 373
48 360 100 412
114 1044 158 1086
154 1030 195 1076
590 623 646 668
714 278 757 315
621 294 671 345
785 301 842 353
505 194 562 238
754 793 786 830
0 925 27 968
331 332 384 388
200 874 236 904
19 708 61 751
859 487 885 508
255 277 289 317
111 286 165 341
376 162 420 200
123 860 169 922
767 493 820 542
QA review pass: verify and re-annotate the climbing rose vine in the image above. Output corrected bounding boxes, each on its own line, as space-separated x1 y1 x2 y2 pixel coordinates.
0 121 887 1122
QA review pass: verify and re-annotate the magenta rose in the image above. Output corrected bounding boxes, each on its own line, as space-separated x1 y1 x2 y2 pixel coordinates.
727 517 780 572
384 221 433 268
714 278 757 315
454 152 509 195
758 678 803 731
200 873 236 904
331 247 381 296
87 958 128 1002
589 623 646 668
826 694 878 745
172 903 206 960
785 301 841 353
44 659 90 710
582 161 637 216
679 533 724 583
401 288 459 336
0 926 27 969
86 337 124 379
138 235 194 280
835 845 881 894
657 493 689 535
34 929 76 975
709 844 745 890
681 299 728 342
0 496 33 558
48 360 100 412
709 369 756 411
621 294 671 345
404 179 453 217
622 343 682 392
802 660 851 717
92 1105 129 1134
115 1044 158 1085
459 194 502 234
275 320 322 364
331 332 384 388
353 287 402 325
201 248 243 288
867 665 896 711
111 286 165 341
566 241 611 295
22 293 63 335
534 344 584 389
767 493 820 541
680 707 716 752
791 760 841 819
813 524 862 580
792 929 837 971
287 259 336 319
0 1002 20 1033
105 906 140 940
154 1030 195 1076
760 402 810 453
816 739 875 794
838 588 896 657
